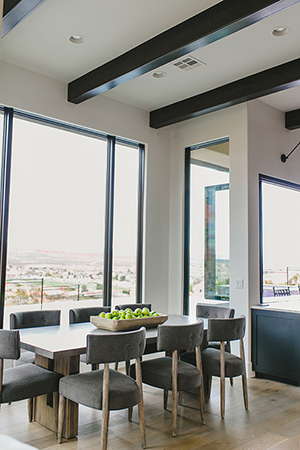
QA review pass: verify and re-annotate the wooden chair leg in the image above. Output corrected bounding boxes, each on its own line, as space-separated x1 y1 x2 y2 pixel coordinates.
172 350 178 437
240 338 248 410
195 346 205 425
57 394 66 444
101 363 110 450
178 391 183 405
242 372 248 410
164 389 168 410
136 357 146 449
114 362 118 371
53 392 59 436
220 342 225 419
92 364 99 371
230 377 233 386
27 398 33 422
205 375 212 397
128 406 133 421
125 360 130 376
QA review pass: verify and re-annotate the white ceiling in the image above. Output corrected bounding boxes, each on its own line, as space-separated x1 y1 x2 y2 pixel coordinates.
1 0 300 115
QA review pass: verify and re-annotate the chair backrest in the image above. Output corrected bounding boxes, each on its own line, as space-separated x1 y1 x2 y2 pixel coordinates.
0 329 20 360
86 327 146 365
10 310 61 329
115 303 152 311
69 306 111 324
196 304 235 319
207 316 246 343
156 321 203 352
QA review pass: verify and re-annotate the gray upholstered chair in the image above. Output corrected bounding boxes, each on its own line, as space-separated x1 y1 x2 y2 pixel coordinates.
10 310 61 366
69 306 111 324
196 303 235 350
69 306 111 371
131 321 205 437
58 327 146 450
0 329 62 428
201 316 248 418
115 303 152 311
196 303 235 386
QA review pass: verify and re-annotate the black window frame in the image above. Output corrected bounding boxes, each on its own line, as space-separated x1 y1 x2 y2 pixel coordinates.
0 106 145 327
259 173 300 304
184 138 229 315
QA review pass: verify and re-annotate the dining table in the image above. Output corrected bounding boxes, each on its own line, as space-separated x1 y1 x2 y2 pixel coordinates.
19 313 204 439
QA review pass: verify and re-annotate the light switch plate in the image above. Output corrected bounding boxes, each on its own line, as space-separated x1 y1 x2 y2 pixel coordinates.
235 278 244 289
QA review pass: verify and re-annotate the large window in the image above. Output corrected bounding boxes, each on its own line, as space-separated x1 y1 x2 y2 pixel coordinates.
184 139 230 315
0 108 145 328
260 175 300 304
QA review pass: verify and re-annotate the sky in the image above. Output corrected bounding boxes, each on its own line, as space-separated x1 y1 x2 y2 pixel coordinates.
7 117 139 259
262 182 300 270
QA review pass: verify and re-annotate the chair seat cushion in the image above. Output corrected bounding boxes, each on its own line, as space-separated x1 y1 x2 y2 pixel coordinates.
14 351 35 366
59 369 140 410
2 364 62 403
131 356 201 391
201 348 244 378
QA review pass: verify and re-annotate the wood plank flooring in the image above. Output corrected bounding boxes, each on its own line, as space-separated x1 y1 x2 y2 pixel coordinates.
1 376 300 449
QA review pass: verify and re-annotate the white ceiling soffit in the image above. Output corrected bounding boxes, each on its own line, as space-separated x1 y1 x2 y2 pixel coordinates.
1 0 300 113
0 0 220 83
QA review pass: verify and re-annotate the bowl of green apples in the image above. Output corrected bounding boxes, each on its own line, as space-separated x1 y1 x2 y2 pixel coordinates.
90 307 168 331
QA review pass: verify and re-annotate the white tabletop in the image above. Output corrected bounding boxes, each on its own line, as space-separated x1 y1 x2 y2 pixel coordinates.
19 314 202 360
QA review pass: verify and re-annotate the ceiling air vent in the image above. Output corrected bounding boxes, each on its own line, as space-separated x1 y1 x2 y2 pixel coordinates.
172 56 206 71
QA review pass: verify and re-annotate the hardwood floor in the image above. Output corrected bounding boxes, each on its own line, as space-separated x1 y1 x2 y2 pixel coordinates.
1 376 300 449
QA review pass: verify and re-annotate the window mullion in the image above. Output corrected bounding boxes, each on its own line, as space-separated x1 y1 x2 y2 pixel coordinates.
0 107 13 328
136 144 145 303
103 136 115 307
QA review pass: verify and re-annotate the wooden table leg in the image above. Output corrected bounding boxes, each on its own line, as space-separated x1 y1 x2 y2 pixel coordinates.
34 354 80 439
54 355 80 439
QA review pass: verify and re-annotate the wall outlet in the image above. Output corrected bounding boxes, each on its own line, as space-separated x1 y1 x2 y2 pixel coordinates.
235 278 244 289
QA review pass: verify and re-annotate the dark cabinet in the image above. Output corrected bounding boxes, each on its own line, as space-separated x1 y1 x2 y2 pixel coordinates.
251 307 300 385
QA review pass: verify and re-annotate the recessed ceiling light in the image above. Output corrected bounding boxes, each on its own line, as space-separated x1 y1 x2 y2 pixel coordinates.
152 71 167 79
272 26 290 37
69 35 85 44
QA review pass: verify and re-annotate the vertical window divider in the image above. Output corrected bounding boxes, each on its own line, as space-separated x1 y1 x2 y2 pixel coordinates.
183 147 191 316
136 144 145 303
0 108 13 328
103 136 115 307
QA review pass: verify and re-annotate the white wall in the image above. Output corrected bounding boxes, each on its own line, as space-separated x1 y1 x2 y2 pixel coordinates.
0 61 171 314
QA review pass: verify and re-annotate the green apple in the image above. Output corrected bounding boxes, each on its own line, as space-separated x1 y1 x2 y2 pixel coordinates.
99 312 106 318
125 313 133 319
142 307 150 316
105 312 113 319
112 310 119 317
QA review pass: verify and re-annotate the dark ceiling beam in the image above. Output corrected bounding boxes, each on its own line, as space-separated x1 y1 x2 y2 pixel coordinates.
285 108 300 130
150 58 300 128
2 0 47 38
68 0 300 104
